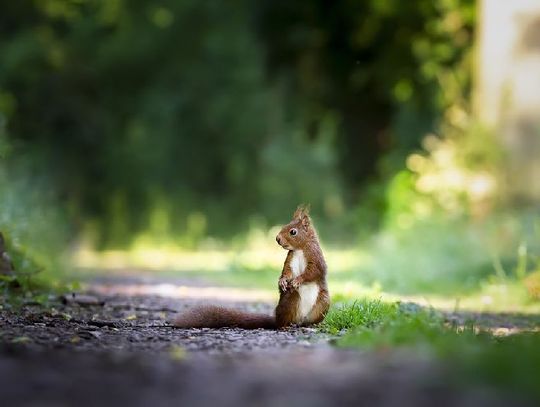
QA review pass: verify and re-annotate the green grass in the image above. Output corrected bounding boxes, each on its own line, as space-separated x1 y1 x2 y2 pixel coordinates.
319 299 398 334
321 299 540 401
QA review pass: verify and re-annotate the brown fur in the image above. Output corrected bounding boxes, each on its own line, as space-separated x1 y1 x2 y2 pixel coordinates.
174 305 275 329
274 205 330 327
275 289 300 327
172 205 330 329
307 290 330 324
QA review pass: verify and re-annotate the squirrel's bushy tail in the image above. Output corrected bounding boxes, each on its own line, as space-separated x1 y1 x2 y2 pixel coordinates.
173 305 276 329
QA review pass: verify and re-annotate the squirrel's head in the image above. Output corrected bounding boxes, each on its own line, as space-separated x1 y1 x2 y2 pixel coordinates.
275 205 315 250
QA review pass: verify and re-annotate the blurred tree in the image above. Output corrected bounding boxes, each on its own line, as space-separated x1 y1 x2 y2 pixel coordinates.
0 0 476 247
0 0 346 245
255 0 475 192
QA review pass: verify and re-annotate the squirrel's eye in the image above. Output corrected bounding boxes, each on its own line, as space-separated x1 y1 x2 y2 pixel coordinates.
290 228 297 236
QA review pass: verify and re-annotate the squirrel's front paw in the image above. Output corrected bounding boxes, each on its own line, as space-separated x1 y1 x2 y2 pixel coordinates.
278 277 289 292
289 278 301 290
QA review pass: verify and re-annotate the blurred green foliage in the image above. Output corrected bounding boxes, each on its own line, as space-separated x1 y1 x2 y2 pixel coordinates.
0 0 475 248
256 0 475 182
0 134 68 299
3 0 536 299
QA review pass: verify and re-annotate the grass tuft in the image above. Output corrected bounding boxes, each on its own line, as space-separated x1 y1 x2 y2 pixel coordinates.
319 299 397 334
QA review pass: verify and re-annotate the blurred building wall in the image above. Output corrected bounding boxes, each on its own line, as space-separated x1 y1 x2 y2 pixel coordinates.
477 0 540 203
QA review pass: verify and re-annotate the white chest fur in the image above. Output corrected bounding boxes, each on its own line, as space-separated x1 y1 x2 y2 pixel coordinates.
297 283 319 321
290 250 306 277
290 250 319 321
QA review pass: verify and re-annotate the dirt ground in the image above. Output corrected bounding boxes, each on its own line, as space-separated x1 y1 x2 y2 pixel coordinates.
0 275 536 407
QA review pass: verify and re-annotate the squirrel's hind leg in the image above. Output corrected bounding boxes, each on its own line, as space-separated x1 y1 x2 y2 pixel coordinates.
305 289 330 325
275 290 300 328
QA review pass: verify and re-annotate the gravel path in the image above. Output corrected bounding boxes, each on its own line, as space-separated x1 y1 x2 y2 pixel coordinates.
0 276 536 406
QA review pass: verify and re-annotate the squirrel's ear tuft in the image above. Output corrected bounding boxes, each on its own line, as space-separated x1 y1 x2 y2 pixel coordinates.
293 204 311 227
293 204 309 219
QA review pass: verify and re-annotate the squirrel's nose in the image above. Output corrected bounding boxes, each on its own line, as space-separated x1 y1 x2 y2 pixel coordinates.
276 235 281 245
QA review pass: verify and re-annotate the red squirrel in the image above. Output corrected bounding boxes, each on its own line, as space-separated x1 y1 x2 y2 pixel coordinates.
173 205 330 329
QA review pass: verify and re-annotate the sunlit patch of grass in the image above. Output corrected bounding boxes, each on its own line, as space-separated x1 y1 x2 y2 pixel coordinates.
72 246 372 292
73 245 371 273
330 277 540 314
320 299 397 334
